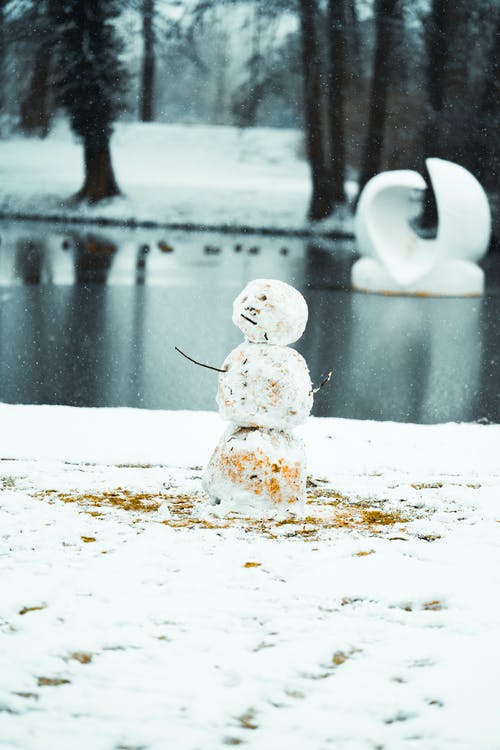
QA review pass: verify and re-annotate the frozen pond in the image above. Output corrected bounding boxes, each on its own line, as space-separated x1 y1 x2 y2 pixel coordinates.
0 219 498 424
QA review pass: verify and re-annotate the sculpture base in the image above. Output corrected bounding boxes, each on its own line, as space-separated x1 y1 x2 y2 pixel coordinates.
203 425 306 518
351 258 484 297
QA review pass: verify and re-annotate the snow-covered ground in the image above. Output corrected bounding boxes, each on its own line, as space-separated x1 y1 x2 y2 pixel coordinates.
1 404 499 749
0 122 355 233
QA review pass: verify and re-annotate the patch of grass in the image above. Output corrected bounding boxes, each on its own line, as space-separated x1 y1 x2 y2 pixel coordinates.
422 600 444 611
19 605 46 616
38 484 412 541
331 647 360 667
44 489 162 514
332 651 348 666
306 488 351 502
236 709 258 730
341 597 364 606
355 549 375 557
361 509 408 525
306 476 329 487
37 677 70 687
71 652 92 664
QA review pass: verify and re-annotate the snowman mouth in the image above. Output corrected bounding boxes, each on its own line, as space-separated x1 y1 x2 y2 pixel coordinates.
241 313 257 326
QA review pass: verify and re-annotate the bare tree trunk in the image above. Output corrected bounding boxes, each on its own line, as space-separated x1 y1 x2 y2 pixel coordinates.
247 1 262 127
476 9 499 186
299 0 332 221
423 0 448 160
479 11 500 123
213 54 227 124
0 0 5 113
73 137 121 204
140 0 155 122
357 0 398 200
424 1 471 160
419 0 449 228
231 4 261 127
211 6 229 125
479 10 500 116
327 0 347 205
20 39 54 136
346 0 361 64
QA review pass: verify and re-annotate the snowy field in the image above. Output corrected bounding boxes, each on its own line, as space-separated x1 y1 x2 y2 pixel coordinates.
0 122 354 233
1 403 499 749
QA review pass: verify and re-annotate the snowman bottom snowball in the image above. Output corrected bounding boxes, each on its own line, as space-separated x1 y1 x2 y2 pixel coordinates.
203 426 306 517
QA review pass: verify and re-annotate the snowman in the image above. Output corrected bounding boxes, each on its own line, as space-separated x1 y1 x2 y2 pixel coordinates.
203 278 313 517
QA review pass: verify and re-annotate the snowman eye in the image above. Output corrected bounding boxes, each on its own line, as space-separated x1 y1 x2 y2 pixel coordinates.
259 295 267 301
242 296 247 302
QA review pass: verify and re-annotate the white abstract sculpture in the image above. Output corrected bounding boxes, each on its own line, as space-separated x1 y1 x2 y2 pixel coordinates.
203 279 312 517
352 158 491 296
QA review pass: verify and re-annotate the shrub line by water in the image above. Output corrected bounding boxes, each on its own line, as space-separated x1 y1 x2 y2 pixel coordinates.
0 211 355 240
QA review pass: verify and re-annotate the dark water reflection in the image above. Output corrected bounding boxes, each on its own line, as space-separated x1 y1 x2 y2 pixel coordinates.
0 221 498 424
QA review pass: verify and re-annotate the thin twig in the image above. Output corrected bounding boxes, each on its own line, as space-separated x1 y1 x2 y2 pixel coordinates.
241 313 257 326
313 370 333 394
175 346 227 373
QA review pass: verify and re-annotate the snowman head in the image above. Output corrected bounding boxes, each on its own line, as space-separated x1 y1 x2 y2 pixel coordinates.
232 278 308 345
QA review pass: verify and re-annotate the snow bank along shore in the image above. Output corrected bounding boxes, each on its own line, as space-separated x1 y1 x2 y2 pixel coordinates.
0 122 355 235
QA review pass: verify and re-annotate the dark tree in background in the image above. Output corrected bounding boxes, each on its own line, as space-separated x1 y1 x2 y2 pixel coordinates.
140 0 155 121
231 0 265 128
48 0 126 203
419 1 499 227
299 0 332 221
357 0 399 199
19 1 55 137
0 0 497 229
327 0 347 205
477 9 500 188
419 0 449 228
230 0 300 128
422 0 461 162
0 0 5 114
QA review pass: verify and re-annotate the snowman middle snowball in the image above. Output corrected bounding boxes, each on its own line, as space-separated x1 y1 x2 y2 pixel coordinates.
203 279 312 515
